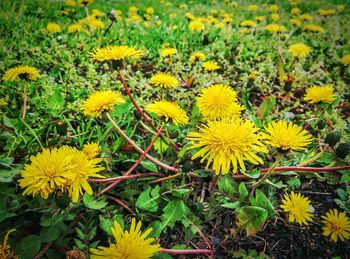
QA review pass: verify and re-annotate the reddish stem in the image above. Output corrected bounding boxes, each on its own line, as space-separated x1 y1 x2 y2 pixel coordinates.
21 85 27 120
233 165 350 180
118 70 180 151
98 125 164 194
90 172 165 183
160 248 214 255
104 194 133 213
188 221 212 249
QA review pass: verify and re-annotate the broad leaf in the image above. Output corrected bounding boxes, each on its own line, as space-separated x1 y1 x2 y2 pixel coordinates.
236 206 268 236
136 185 160 212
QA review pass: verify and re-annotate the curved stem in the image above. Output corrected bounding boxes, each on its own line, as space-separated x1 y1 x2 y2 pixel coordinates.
160 248 214 255
89 172 164 183
106 113 179 173
253 154 283 188
21 85 27 120
117 70 180 150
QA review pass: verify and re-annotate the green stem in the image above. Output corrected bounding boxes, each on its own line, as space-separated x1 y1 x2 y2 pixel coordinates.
21 119 44 149
253 154 283 188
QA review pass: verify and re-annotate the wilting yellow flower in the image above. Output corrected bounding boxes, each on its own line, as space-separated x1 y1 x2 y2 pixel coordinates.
145 100 189 125
161 47 177 57
341 54 350 66
262 121 313 151
255 16 265 22
66 0 76 6
0 229 17 259
90 218 161 259
47 23 61 33
240 20 257 28
150 73 179 89
281 192 314 226
270 13 279 21
66 250 86 259
269 4 279 12
82 90 125 117
304 85 336 104
291 7 300 14
190 51 206 63
288 43 311 59
304 24 324 33
265 24 287 33
83 142 100 159
290 18 302 27
68 24 84 33
79 0 93 6
203 61 220 72
319 9 336 16
247 5 258 11
299 14 313 21
2 65 40 81
18 147 76 199
89 19 104 29
197 84 243 121
60 146 104 203
322 209 350 242
90 46 144 62
189 20 205 32
187 119 268 174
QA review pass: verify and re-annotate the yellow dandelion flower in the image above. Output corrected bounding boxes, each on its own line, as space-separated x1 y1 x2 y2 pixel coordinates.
150 73 179 89
197 84 244 121
185 12 196 20
255 16 265 22
180 3 187 9
291 7 300 14
247 5 258 11
304 85 336 104
299 14 313 21
322 209 350 242
66 0 76 7
270 4 279 12
223 17 233 24
90 46 144 62
18 147 76 199
341 54 350 66
91 9 105 19
161 48 177 57
203 61 220 72
68 24 84 33
0 229 17 259
262 120 313 151
145 100 189 126
290 18 302 27
271 13 279 21
82 90 125 117
189 20 205 32
265 24 287 33
0 98 8 106
288 43 311 59
83 142 100 159
128 6 138 13
146 7 154 15
215 22 225 29
2 65 40 82
79 0 93 6
319 9 336 16
190 51 206 63
240 20 257 28
47 23 61 33
187 119 268 175
304 24 324 33
280 192 314 226
89 19 104 29
60 146 104 203
90 218 161 259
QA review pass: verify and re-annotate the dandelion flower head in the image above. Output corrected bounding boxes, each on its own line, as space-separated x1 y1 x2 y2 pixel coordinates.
190 52 206 63
288 43 311 59
265 24 287 33
81 90 125 117
47 23 61 33
3 65 40 82
189 20 205 32
304 85 336 104
341 54 350 66
240 20 257 28
187 118 268 175
0 229 17 259
150 73 179 89
83 142 100 159
161 48 177 57
281 192 314 225
90 46 144 62
145 100 189 126
262 121 313 151
322 209 350 242
90 218 161 259
203 61 220 72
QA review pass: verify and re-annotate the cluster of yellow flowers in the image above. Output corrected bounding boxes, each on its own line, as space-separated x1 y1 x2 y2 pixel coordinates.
281 192 350 242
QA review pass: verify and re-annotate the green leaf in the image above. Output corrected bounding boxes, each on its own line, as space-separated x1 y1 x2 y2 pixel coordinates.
236 206 268 236
160 200 188 232
154 137 169 155
250 190 275 218
240 168 260 179
256 96 276 120
287 177 301 188
221 201 240 210
171 188 190 198
47 87 65 111
136 185 160 212
15 235 41 259
40 222 65 242
99 215 113 236
218 175 237 195
140 160 159 172
83 193 108 210
239 182 249 201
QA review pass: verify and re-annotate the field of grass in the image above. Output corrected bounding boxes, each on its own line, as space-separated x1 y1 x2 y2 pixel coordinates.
1 0 350 258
